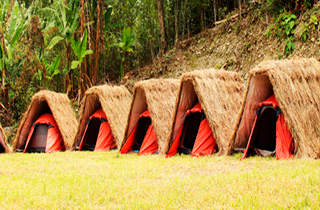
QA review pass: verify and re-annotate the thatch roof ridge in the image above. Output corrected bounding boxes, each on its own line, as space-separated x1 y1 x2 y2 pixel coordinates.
181 69 242 82
121 79 180 154
13 90 77 151
167 69 244 155
228 58 320 158
0 123 10 153
73 84 132 149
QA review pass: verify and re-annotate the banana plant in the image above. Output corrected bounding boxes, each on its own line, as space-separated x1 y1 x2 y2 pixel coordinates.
110 27 137 78
38 0 80 50
42 55 61 80
68 29 93 70
0 0 25 106
0 1 24 70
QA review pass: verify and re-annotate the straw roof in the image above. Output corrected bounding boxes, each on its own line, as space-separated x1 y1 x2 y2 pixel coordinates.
73 84 132 149
120 79 180 154
0 123 10 153
229 58 320 158
167 69 244 155
13 90 77 151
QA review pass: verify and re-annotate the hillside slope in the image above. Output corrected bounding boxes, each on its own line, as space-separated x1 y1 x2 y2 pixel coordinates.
120 3 320 91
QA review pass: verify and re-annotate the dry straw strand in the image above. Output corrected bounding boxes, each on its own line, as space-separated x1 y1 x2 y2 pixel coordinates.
229 58 320 158
168 69 244 155
13 90 77 151
121 79 180 154
73 84 132 149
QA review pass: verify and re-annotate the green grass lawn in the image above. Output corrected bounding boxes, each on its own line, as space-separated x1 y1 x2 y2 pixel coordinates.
0 151 319 209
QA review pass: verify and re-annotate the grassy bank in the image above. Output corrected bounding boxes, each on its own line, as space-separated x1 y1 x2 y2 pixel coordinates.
0 152 319 209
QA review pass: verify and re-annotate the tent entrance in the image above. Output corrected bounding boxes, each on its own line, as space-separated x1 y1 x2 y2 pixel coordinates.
133 117 151 151
178 112 203 154
252 105 277 156
0 145 4 153
26 124 48 153
0 132 5 153
82 118 102 151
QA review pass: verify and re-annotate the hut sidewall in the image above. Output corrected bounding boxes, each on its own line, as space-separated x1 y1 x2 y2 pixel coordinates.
171 81 198 143
234 74 273 149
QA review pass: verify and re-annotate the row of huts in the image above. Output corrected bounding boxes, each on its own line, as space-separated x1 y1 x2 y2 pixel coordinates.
1 58 320 159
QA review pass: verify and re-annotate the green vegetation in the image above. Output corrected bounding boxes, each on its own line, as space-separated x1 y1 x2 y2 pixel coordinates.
0 152 319 209
1 0 320 126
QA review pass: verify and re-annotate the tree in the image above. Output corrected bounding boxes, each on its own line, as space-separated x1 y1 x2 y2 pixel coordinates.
111 27 137 79
157 0 167 56
174 0 180 45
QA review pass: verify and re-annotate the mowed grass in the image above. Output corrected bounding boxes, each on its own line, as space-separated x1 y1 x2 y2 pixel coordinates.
0 152 319 209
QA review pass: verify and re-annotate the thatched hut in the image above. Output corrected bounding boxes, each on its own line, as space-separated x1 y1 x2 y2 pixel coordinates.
120 79 180 155
229 58 320 158
13 90 77 152
0 123 10 153
166 69 244 157
73 84 132 151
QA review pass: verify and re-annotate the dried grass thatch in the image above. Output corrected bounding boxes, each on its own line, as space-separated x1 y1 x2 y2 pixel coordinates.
229 58 320 158
73 84 132 149
167 69 244 155
120 79 180 154
0 123 10 153
13 90 77 151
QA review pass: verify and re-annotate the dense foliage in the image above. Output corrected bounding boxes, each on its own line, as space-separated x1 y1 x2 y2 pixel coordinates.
0 0 317 126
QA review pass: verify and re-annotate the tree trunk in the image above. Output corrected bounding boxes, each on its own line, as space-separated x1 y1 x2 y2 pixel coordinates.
239 0 241 19
294 0 303 17
79 0 85 102
174 0 179 45
148 10 155 62
1 66 8 107
200 4 204 31
123 51 127 78
149 38 155 62
213 0 217 23
182 0 186 37
93 0 103 85
157 0 167 56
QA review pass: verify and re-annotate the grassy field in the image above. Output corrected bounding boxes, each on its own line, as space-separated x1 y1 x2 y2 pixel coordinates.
0 151 319 209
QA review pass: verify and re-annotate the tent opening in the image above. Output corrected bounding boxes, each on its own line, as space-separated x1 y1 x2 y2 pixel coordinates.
78 107 116 152
0 145 4 153
26 124 48 153
0 133 5 153
241 94 294 160
81 118 101 151
23 113 65 153
251 105 277 156
178 112 202 154
167 102 217 157
121 110 158 155
134 117 151 151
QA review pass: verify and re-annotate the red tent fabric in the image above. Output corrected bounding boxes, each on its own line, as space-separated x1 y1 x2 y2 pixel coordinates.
24 113 65 153
79 108 116 152
121 110 158 155
138 123 158 155
241 94 294 160
166 102 217 157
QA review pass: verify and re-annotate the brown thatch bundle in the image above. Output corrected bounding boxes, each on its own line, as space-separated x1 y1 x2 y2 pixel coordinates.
73 84 132 149
229 58 320 158
120 79 180 154
0 123 10 153
167 69 244 155
13 90 77 151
